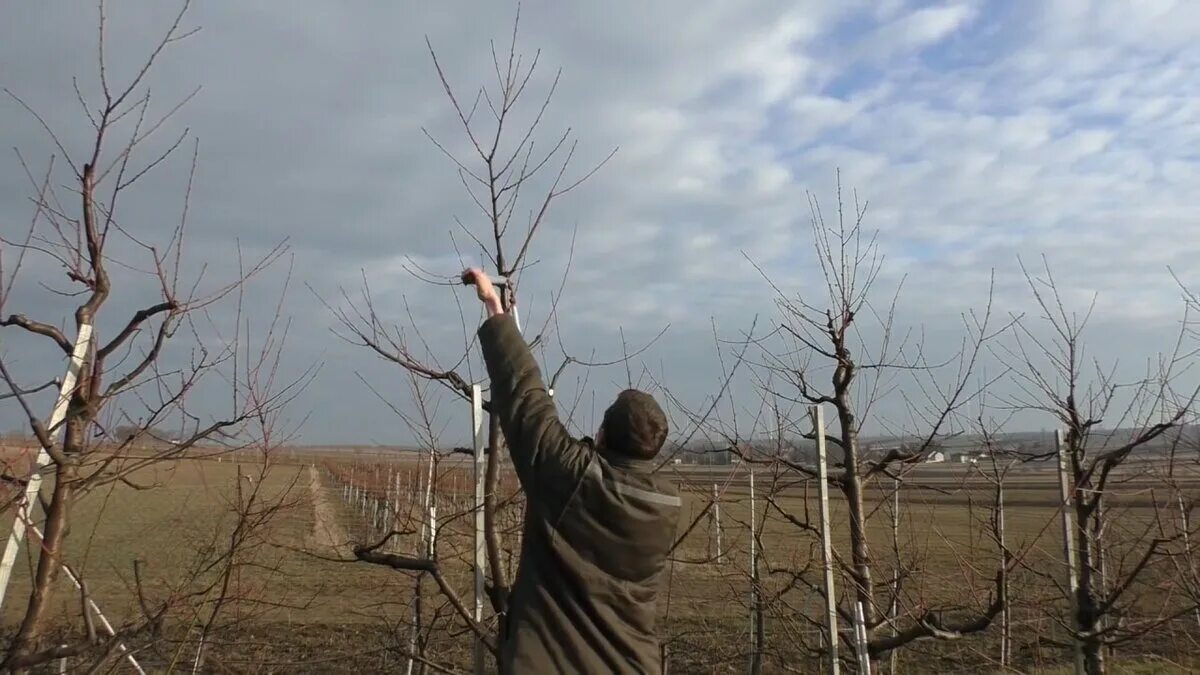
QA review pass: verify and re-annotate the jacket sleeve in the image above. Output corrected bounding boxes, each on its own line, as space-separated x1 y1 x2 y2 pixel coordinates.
477 314 590 491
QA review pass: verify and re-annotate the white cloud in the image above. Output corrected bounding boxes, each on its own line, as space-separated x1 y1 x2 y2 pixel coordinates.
887 3 978 50
4 0 1200 442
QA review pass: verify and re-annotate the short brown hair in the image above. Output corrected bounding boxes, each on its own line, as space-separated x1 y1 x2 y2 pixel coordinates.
600 389 668 460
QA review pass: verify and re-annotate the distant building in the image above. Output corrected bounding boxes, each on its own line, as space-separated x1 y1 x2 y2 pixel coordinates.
861 443 903 462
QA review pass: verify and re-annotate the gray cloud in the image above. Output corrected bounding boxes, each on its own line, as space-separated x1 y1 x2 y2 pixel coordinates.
3 1 1199 446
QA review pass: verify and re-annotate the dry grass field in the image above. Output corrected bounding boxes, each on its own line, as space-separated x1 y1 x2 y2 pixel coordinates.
2 448 1198 673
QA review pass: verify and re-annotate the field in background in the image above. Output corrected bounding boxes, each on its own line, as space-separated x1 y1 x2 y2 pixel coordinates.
2 448 1199 673
0 454 412 672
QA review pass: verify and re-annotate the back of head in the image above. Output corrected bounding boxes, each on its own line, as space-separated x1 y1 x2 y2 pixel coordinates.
600 389 668 460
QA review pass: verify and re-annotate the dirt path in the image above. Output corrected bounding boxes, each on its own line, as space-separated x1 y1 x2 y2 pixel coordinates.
306 464 348 554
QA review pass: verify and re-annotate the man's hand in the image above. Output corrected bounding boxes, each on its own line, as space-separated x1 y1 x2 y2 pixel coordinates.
461 267 505 317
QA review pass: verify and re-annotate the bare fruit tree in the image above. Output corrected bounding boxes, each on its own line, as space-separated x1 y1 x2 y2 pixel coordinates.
329 10 618 669
997 259 1200 674
742 179 1011 670
0 2 301 671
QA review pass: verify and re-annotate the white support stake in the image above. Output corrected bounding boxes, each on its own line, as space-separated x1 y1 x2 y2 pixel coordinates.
813 405 841 675
0 323 93 610
1056 429 1086 675
425 452 436 557
27 525 146 674
711 483 723 564
393 471 401 552
471 384 487 675
854 602 872 675
429 502 438 556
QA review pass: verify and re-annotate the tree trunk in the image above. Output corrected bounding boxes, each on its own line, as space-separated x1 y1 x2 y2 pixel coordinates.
1075 497 1102 675
839 412 875 629
748 467 763 675
996 477 1010 670
6 461 75 670
485 414 509 637
889 476 901 674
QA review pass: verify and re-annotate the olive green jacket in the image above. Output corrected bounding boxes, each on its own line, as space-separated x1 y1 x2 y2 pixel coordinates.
478 314 681 674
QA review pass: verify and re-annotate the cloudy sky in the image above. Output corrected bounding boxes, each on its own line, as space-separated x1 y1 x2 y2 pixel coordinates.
2 1 1199 447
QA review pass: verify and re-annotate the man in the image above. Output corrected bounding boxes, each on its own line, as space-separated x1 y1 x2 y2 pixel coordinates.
462 268 681 674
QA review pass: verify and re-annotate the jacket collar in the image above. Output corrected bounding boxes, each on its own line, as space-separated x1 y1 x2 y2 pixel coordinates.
596 444 655 472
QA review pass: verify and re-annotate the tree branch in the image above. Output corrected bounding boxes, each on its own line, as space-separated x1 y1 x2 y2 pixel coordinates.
97 300 176 359
868 572 1005 657
353 545 497 654
1 314 72 354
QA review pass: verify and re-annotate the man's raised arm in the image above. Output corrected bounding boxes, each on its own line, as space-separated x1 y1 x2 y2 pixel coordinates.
462 268 584 486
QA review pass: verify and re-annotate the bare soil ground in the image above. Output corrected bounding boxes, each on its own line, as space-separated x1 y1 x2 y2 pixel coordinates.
306 464 348 554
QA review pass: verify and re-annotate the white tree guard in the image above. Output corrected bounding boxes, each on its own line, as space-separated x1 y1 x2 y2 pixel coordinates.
0 322 93 609
1055 429 1086 675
